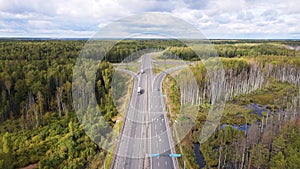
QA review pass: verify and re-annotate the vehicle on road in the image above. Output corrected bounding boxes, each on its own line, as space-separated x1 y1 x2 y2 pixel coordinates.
140 69 144 74
137 87 142 94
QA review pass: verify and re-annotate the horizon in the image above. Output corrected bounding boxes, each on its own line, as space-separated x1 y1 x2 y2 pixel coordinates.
1 37 300 41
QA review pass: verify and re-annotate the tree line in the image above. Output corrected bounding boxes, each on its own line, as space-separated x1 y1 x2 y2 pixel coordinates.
163 42 299 60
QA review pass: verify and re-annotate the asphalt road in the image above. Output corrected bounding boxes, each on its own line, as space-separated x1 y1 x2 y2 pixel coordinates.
112 53 179 169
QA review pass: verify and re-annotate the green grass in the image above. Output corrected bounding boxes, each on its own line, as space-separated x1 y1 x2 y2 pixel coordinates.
221 103 254 125
104 150 114 169
114 63 140 73
163 75 181 122
152 57 190 75
233 80 299 110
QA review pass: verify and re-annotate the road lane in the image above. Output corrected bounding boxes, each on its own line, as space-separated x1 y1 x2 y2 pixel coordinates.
112 53 179 169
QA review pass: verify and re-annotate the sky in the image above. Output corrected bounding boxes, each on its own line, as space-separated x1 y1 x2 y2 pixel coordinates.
0 0 299 39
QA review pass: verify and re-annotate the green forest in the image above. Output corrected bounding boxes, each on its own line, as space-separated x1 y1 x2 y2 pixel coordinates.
0 39 300 168
163 44 300 168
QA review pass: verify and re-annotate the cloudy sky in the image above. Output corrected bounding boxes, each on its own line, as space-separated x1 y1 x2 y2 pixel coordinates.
0 0 299 39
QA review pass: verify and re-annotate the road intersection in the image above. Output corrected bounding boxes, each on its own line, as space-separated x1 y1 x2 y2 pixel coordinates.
112 53 183 169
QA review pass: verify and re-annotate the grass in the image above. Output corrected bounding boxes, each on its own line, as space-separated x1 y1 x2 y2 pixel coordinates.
219 80 299 125
149 51 164 59
152 56 190 75
104 149 114 169
221 103 256 125
163 75 181 122
113 63 140 73
233 79 299 111
152 67 162 74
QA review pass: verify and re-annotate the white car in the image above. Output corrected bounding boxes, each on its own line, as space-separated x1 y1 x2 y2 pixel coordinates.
137 87 142 94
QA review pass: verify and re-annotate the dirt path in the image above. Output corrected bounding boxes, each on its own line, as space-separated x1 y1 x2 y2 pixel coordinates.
19 163 38 169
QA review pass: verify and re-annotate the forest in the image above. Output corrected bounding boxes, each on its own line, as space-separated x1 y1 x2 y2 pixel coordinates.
163 42 300 168
0 39 300 168
0 40 118 168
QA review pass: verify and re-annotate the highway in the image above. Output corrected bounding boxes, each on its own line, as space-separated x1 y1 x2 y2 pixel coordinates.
112 53 179 169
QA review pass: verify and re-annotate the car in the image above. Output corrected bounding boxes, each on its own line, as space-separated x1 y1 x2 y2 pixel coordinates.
137 87 142 94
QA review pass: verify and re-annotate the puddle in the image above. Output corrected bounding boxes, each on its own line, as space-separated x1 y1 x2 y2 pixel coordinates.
221 123 249 131
194 143 206 169
246 103 270 116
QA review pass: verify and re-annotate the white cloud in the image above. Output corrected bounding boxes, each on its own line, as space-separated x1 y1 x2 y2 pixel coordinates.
0 0 299 38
